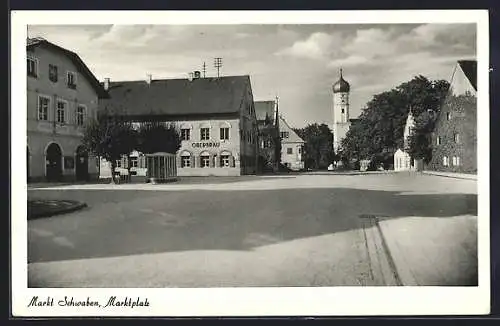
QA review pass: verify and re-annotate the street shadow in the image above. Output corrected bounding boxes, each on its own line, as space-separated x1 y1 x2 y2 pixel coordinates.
27 187 477 266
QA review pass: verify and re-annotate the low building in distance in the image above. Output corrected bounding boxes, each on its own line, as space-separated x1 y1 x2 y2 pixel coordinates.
279 115 305 171
255 99 281 173
428 60 477 173
98 72 259 177
26 37 108 182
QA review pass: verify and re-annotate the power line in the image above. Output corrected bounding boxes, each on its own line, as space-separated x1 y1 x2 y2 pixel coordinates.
214 57 223 78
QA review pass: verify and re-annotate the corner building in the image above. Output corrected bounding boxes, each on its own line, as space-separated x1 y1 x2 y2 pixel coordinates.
99 74 259 176
26 38 107 182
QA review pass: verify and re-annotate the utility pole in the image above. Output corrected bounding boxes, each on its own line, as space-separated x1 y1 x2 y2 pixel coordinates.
202 61 207 78
214 57 223 78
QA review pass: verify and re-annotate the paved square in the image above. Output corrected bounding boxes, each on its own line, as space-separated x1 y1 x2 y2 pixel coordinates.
27 173 478 287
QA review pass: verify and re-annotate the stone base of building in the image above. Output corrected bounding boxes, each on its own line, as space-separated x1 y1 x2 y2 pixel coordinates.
28 173 100 184
177 167 242 177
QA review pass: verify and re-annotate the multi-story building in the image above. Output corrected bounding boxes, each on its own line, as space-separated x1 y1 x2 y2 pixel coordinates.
255 99 281 173
99 72 259 177
428 60 477 173
279 116 305 171
26 38 107 182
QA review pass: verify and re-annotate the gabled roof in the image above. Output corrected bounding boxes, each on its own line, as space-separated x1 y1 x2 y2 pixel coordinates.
458 60 477 91
27 37 108 98
279 116 305 143
100 76 251 117
255 100 275 123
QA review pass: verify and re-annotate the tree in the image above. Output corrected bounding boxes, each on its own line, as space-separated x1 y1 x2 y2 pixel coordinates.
136 121 181 155
294 123 334 170
82 113 138 183
340 75 450 167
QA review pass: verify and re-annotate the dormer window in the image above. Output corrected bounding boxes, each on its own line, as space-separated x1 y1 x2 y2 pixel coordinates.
67 71 77 89
27 57 38 77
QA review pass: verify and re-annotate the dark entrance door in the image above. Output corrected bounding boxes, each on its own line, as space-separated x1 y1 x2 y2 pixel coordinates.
27 146 30 183
46 143 62 182
75 145 89 181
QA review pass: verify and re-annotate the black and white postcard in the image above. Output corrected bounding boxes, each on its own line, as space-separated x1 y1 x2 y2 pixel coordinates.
11 10 490 317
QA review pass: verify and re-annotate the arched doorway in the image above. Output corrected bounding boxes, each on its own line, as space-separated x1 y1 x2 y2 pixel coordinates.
46 143 62 182
75 145 89 181
27 146 30 183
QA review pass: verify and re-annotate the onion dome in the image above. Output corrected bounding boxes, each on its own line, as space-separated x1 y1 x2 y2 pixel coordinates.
332 68 350 93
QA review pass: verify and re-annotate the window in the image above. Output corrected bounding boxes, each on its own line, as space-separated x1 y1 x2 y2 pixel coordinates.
443 156 449 167
454 133 460 143
280 131 289 139
436 136 441 145
181 155 191 168
27 57 37 77
116 160 121 168
49 64 58 82
67 71 77 89
287 148 293 154
298 147 302 154
220 127 229 140
38 96 49 121
221 155 230 167
181 128 191 141
130 157 138 168
56 101 66 124
452 156 461 166
200 128 210 140
341 108 345 113
76 105 86 126
446 112 451 121
201 154 210 168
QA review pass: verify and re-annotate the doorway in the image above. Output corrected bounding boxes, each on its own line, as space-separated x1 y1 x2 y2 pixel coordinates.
75 145 89 181
46 143 62 182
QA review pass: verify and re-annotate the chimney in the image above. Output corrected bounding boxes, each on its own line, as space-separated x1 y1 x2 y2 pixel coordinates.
193 70 201 79
104 78 110 91
146 74 152 85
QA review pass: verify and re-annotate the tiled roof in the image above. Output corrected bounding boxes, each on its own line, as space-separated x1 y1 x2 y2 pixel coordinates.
458 60 477 91
27 37 108 98
99 76 251 117
255 100 275 122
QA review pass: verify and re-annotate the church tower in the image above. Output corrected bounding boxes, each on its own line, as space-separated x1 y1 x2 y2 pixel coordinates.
332 68 351 154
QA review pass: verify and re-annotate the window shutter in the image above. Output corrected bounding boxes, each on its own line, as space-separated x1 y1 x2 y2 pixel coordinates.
230 155 235 168
177 155 182 168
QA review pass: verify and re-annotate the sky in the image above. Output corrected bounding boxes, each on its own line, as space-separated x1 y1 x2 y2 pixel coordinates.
27 23 476 128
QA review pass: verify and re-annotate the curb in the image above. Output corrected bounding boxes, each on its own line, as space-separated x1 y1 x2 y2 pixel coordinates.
359 214 401 286
422 171 477 181
28 201 88 220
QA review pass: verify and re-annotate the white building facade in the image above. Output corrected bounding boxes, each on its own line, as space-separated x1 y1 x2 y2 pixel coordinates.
279 116 305 171
394 109 416 171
